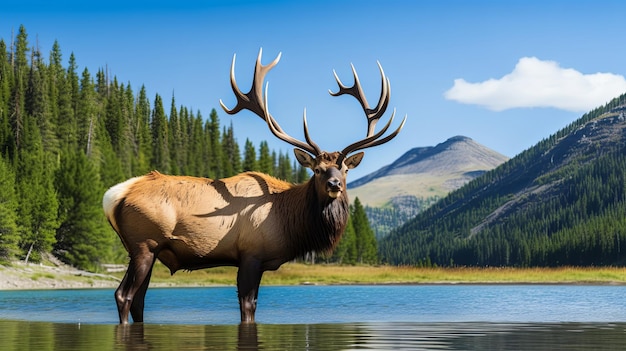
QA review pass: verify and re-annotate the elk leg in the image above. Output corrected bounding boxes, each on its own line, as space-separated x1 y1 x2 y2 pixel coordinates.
115 267 134 324
115 251 155 324
237 258 263 324
129 263 154 322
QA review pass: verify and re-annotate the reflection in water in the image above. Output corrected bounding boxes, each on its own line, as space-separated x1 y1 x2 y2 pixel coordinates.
1 320 626 350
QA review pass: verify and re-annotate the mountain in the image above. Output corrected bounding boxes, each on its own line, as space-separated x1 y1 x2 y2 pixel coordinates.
348 136 509 207
379 94 626 267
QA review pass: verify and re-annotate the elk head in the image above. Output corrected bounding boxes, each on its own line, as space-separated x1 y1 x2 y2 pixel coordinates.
219 49 405 200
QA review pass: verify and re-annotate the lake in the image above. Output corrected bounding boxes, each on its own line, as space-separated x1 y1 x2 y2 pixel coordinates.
1 285 626 350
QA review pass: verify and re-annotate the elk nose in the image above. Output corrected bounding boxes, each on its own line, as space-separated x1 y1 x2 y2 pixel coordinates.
327 179 341 189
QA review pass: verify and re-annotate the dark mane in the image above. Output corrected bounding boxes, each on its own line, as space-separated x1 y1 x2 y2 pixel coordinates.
279 178 350 258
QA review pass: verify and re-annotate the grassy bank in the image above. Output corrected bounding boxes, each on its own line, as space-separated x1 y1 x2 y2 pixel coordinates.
3 261 626 290
142 262 626 286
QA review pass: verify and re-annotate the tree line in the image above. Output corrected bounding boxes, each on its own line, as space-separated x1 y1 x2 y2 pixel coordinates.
0 25 378 270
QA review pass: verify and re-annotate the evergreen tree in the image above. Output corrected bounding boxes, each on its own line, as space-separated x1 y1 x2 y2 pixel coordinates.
258 141 272 175
133 85 152 175
168 95 182 174
96 111 124 188
77 68 94 153
55 148 113 270
16 115 58 263
10 25 29 151
105 80 134 177
0 39 14 158
207 108 222 178
187 112 204 176
295 160 310 183
243 138 257 172
177 106 190 174
0 156 19 260
151 93 170 173
351 197 378 264
221 122 241 177
332 216 357 264
51 42 77 150
276 151 293 181
26 45 58 155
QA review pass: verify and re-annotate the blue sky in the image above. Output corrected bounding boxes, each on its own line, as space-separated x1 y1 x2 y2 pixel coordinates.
4 0 626 180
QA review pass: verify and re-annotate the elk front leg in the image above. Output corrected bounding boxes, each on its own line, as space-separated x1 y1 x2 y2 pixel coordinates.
237 258 263 324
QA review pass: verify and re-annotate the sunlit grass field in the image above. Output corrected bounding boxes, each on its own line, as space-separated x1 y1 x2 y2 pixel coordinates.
136 262 626 287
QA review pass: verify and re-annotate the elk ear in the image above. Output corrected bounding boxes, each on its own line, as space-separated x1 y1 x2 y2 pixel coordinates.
294 148 316 169
344 152 364 169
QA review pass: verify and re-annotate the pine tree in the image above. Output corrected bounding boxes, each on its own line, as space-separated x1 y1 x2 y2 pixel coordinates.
26 45 58 155
151 93 170 173
187 112 204 176
332 216 357 264
351 197 378 264
177 106 190 174
243 138 257 172
168 95 182 174
294 160 310 183
55 148 113 270
51 42 77 149
258 141 272 175
16 115 59 263
221 123 241 177
133 85 152 175
10 25 29 151
0 39 14 158
207 108 222 178
77 68 95 154
276 151 293 181
0 156 19 260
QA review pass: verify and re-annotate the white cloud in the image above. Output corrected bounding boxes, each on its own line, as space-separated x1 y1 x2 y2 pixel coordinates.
444 57 626 112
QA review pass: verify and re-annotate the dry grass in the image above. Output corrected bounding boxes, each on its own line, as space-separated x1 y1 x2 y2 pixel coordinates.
140 262 626 287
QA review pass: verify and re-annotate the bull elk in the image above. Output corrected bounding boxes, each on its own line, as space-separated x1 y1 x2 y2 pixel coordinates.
103 49 406 324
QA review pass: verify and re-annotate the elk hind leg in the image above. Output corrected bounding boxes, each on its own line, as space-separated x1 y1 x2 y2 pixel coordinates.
115 251 155 324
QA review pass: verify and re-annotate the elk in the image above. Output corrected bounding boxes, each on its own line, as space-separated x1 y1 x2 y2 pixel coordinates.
103 49 406 324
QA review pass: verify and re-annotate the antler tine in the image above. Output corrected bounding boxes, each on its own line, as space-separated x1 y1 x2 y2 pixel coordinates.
340 109 406 156
219 48 281 117
220 49 320 156
329 61 391 136
263 83 321 156
302 108 322 155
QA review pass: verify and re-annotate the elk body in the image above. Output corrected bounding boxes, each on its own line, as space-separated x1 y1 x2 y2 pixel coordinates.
103 49 405 324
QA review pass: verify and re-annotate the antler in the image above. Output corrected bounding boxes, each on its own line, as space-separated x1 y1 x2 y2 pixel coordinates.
330 62 406 158
219 49 321 156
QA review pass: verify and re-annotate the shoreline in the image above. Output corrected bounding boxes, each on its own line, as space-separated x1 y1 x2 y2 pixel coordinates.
0 261 120 290
3 261 626 291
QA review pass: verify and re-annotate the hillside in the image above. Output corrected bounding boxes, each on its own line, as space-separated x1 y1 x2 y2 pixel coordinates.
347 136 507 238
348 136 508 207
380 94 626 267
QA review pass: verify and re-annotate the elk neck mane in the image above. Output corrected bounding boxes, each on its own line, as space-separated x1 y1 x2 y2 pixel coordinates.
276 176 350 257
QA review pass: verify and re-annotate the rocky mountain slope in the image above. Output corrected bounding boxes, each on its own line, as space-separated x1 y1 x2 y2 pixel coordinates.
348 136 509 207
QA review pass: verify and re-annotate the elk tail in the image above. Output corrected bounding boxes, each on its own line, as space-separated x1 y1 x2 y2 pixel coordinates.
102 176 141 234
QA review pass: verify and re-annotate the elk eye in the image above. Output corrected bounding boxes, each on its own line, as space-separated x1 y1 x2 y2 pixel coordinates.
314 168 321 175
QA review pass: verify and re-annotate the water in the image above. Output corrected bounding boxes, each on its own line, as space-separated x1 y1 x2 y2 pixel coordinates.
1 285 626 350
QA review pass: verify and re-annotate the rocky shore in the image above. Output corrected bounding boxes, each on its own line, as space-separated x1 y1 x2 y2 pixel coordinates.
0 260 120 290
